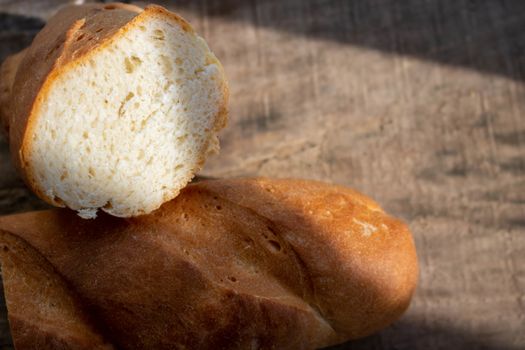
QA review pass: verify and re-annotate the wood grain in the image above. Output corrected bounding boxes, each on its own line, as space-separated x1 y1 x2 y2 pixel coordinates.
0 1 524 349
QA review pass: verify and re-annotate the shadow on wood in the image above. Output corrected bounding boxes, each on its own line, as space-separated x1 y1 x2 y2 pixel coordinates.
0 13 45 61
4 1 525 82
166 0 525 83
323 318 520 350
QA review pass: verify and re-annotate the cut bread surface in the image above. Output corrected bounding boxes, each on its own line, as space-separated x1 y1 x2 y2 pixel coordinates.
27 9 227 218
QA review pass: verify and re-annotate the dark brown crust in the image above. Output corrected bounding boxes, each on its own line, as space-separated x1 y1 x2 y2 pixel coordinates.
0 231 113 349
0 49 26 135
4 3 228 214
0 178 418 349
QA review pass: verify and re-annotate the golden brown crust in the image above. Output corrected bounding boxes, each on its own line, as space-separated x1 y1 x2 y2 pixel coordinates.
195 178 418 338
0 178 417 349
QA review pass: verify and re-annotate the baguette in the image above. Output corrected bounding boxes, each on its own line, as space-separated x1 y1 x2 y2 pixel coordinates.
0 3 228 219
0 178 418 349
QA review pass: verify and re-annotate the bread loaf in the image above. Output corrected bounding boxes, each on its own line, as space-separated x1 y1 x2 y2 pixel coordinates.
0 178 418 349
0 3 228 218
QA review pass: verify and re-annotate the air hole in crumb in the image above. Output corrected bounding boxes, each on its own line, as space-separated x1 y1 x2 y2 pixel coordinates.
76 33 86 41
227 276 237 282
268 240 282 252
163 81 173 91
86 146 91 154
182 213 189 220
174 164 183 170
124 56 142 73
60 171 68 181
52 196 65 206
215 205 222 210
83 131 89 139
138 149 145 160
153 29 165 40
119 92 135 117
160 55 173 74
139 25 146 32
175 57 183 66
205 55 216 65
88 167 95 177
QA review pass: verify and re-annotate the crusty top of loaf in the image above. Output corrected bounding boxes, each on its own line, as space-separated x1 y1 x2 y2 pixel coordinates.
0 178 418 348
195 178 419 335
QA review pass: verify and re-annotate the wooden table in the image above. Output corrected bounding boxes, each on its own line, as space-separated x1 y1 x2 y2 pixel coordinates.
1 1 524 349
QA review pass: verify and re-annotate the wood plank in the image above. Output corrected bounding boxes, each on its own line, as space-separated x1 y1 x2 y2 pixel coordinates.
0 1 524 349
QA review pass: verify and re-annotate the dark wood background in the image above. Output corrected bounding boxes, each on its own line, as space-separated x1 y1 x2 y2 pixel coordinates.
0 1 524 349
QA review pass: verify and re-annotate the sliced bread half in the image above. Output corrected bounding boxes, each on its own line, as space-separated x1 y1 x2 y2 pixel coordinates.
2 3 228 218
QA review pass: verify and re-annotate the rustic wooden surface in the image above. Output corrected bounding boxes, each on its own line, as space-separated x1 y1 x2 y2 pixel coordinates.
1 1 524 349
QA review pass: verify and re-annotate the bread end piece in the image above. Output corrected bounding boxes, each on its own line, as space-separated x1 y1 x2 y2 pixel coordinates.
195 177 419 342
6 3 228 218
